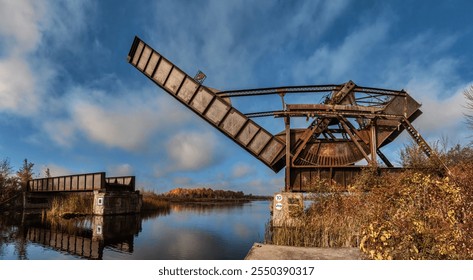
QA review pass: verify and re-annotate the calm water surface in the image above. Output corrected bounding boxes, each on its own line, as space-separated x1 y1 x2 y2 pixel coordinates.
0 201 270 260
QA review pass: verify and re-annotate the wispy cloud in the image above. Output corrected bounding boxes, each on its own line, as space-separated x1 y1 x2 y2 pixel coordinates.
149 0 351 89
39 163 73 177
231 163 254 178
292 16 390 83
42 85 192 152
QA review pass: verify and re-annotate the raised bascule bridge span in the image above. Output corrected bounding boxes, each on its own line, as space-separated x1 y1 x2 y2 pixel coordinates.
127 36 449 193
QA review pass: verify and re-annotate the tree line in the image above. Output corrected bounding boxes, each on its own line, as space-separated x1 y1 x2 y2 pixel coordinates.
162 187 251 200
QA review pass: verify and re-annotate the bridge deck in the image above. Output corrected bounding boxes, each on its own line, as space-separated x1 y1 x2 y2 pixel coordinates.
27 172 135 193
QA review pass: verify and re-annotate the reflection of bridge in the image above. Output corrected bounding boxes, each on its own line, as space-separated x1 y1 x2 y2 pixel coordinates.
26 215 142 260
25 172 142 215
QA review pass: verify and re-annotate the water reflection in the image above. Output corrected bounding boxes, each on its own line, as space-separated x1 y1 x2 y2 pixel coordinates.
0 201 270 260
0 210 167 260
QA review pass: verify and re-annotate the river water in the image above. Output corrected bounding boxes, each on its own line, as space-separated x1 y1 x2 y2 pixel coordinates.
0 200 270 260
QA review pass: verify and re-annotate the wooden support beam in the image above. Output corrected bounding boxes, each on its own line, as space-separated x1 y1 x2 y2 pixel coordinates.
285 116 291 192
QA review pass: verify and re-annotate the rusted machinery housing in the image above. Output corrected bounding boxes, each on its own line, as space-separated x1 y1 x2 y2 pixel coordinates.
128 36 447 192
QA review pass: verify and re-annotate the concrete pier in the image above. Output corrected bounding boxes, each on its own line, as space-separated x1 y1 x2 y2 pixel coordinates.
271 192 304 227
245 243 361 260
93 190 142 215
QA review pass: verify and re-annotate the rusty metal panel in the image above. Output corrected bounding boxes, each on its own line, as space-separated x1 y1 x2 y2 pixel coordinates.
176 77 199 103
153 58 173 84
137 45 152 71
68 235 76 251
249 130 271 155
144 52 160 76
86 174 94 190
83 238 91 257
71 176 78 190
205 98 229 124
51 232 58 247
289 167 406 192
58 177 64 191
260 139 285 164
164 67 186 95
27 172 106 192
237 121 260 146
377 94 422 147
131 41 144 65
105 176 136 191
76 237 84 253
220 109 246 136
127 36 286 171
191 87 214 113
91 240 101 259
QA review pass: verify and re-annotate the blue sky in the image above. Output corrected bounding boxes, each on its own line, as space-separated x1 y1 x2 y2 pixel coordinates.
1 0 472 195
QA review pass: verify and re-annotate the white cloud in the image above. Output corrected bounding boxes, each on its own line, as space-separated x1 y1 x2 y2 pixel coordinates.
72 100 158 151
0 0 45 115
107 163 133 176
0 57 39 114
0 0 44 53
0 0 95 116
42 86 191 151
378 34 470 143
405 80 468 142
166 131 218 171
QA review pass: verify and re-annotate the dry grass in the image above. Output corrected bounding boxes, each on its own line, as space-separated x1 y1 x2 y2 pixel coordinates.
266 144 473 259
47 193 93 218
267 191 365 248
141 190 170 211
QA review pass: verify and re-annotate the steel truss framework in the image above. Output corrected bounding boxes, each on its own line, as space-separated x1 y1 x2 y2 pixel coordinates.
127 36 448 192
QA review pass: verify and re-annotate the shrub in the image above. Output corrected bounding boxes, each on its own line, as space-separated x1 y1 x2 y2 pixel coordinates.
360 172 466 259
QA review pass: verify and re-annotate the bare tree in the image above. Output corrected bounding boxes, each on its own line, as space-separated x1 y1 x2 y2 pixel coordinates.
0 158 18 202
44 167 51 178
465 85 473 129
